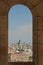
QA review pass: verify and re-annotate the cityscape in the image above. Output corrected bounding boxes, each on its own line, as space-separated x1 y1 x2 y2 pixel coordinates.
8 40 33 62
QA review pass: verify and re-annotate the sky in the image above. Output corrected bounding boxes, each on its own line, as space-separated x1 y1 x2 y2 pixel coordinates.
8 4 32 45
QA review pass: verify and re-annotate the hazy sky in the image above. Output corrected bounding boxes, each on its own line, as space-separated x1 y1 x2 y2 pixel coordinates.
8 4 32 45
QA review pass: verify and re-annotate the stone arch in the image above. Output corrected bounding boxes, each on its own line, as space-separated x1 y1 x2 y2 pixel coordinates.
0 0 43 65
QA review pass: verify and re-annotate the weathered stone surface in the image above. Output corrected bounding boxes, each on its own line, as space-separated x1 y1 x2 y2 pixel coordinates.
38 17 43 30
38 31 43 43
0 1 9 15
33 31 38 43
28 0 42 5
0 0 43 65
35 1 43 16
33 16 38 30
38 43 43 65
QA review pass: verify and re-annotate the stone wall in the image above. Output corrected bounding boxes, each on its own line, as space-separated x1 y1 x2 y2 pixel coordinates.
0 0 43 65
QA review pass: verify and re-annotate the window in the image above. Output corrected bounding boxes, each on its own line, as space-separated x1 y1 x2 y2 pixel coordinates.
8 4 33 62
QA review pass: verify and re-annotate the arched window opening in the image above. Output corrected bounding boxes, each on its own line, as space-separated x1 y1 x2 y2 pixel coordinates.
8 4 33 62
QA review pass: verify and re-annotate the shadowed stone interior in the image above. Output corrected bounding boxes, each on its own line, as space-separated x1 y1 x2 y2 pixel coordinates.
0 0 43 65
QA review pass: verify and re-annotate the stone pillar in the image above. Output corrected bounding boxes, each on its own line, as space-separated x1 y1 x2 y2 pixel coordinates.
0 15 8 65
37 17 43 65
33 16 38 65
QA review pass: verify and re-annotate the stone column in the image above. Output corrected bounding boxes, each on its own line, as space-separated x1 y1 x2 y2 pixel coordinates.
0 15 8 65
37 17 43 65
